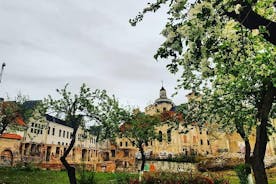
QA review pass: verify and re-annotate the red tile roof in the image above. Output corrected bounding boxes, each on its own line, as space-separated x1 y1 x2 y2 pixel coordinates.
0 133 22 140
16 117 26 126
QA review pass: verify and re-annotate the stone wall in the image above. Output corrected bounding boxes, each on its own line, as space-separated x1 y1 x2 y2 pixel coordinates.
0 138 21 166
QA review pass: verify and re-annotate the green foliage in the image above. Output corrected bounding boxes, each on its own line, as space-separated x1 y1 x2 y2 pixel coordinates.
14 161 40 172
120 112 160 147
0 94 39 134
234 164 250 184
119 112 160 171
131 6 276 184
198 157 244 172
44 83 129 183
44 83 129 141
141 172 224 184
114 173 132 184
77 171 96 184
76 164 96 184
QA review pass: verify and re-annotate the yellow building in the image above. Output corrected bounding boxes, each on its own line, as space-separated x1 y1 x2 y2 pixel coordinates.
144 87 213 157
116 86 276 161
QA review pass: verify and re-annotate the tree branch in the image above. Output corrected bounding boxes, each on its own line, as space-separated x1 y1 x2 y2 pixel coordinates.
225 5 276 45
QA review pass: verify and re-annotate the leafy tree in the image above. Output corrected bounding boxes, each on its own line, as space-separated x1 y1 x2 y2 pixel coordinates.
0 95 36 135
44 83 128 184
88 125 102 142
131 1 276 183
119 112 160 171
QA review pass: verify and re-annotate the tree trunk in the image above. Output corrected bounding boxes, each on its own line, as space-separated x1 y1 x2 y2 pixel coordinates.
0 121 9 135
60 126 79 184
251 83 276 184
236 126 251 183
244 139 251 174
139 145 146 171
251 121 269 184
237 127 251 178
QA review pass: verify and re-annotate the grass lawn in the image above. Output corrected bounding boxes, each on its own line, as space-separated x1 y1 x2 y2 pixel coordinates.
212 169 276 184
1 167 276 184
0 167 137 184
0 168 69 184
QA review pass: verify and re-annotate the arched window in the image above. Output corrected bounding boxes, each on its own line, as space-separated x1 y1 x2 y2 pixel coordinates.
167 129 172 142
158 131 162 142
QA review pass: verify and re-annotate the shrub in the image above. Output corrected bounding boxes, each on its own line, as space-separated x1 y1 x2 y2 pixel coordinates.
77 170 96 184
234 164 250 184
114 173 132 184
77 163 96 184
142 172 215 184
14 161 40 172
197 157 243 172
149 154 202 163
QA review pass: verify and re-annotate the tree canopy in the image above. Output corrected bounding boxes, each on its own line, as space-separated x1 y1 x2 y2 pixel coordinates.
119 111 160 171
131 0 276 183
0 95 37 135
44 83 129 184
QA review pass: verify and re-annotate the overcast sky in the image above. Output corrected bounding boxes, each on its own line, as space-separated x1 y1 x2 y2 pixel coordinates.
0 0 189 110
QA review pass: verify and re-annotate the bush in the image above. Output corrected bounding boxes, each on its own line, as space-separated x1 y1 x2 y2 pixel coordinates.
197 157 243 172
77 163 96 184
141 172 218 184
149 154 202 163
114 173 132 184
14 161 40 172
77 170 96 184
234 164 250 184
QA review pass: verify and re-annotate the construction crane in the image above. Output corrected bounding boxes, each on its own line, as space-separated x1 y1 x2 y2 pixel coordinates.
0 62 6 83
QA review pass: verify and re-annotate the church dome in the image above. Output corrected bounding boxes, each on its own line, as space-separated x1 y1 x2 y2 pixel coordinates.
154 86 174 105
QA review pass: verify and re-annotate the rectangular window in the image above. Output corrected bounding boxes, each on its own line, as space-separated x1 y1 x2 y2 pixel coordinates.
52 128 55 136
56 147 60 155
67 131 69 139
31 128 33 133
48 127 50 134
120 142 122 147
125 142 128 147
31 123 34 127
59 130 61 137
124 150 129 157
200 139 203 145
63 130 65 138
111 150 116 157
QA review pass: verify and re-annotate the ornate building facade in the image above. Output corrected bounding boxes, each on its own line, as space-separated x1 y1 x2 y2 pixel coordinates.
116 86 276 163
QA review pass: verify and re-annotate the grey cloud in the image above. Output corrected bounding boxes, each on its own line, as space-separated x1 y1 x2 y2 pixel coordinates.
0 0 189 109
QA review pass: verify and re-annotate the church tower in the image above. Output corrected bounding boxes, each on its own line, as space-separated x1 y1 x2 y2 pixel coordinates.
145 85 174 115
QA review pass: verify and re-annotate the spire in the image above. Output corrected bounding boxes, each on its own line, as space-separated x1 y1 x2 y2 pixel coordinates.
160 84 167 99
160 80 165 91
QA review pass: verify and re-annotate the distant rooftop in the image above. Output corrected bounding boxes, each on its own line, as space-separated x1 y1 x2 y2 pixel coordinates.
0 133 22 140
45 114 74 128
